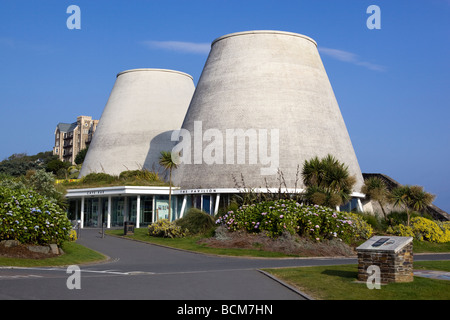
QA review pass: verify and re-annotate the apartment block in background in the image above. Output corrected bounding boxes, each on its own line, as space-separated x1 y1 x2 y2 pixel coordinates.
53 115 99 164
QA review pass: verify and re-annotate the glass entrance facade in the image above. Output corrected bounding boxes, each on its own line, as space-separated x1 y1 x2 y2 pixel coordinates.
66 186 366 229
111 197 124 227
127 196 155 226
182 194 216 216
84 198 99 227
140 196 153 226
66 188 222 229
67 195 159 228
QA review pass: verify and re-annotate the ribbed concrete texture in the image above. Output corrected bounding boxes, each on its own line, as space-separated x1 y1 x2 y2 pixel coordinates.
80 69 195 177
172 30 365 192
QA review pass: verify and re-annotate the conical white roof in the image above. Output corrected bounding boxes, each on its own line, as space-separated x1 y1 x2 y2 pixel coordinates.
172 30 364 192
80 68 195 177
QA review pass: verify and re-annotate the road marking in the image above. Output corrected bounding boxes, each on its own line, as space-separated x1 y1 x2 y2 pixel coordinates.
0 266 153 276
0 274 43 280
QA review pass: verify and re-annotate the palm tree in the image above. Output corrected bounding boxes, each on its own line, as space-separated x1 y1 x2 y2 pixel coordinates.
67 164 82 179
158 151 179 222
302 154 356 209
302 156 324 187
390 185 435 226
361 177 389 220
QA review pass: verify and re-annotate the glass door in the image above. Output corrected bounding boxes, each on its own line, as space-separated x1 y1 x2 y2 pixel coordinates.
85 198 99 227
140 196 153 226
202 195 211 214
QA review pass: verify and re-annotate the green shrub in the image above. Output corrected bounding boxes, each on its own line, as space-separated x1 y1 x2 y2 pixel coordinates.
148 219 187 238
358 211 388 233
346 212 374 241
26 169 67 209
216 199 373 243
81 172 118 184
388 217 450 243
119 170 160 182
410 217 450 242
387 211 427 226
217 201 239 218
437 221 450 235
387 224 415 238
176 208 215 235
0 186 72 245
69 229 77 241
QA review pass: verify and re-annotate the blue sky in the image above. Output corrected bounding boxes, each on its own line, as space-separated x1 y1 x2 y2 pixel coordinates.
0 0 449 212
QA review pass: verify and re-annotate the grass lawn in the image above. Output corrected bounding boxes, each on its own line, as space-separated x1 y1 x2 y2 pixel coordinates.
107 227 450 257
0 241 107 267
264 261 450 300
106 228 290 258
412 240 450 253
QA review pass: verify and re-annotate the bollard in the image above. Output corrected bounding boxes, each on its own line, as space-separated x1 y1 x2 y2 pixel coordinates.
77 220 81 239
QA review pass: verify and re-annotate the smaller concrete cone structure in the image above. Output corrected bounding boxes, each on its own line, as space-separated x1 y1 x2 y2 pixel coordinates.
80 69 195 177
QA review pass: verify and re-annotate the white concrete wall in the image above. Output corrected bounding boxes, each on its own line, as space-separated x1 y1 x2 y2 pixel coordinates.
172 30 365 193
80 69 195 177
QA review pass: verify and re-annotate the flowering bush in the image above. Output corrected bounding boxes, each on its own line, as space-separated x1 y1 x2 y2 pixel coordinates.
0 186 72 246
346 212 374 241
148 219 187 238
217 199 299 237
69 229 77 242
388 217 450 243
216 199 372 243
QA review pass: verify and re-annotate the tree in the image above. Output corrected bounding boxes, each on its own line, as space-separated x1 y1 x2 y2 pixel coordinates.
390 185 435 226
75 147 89 165
46 158 70 177
302 154 356 209
158 151 179 222
0 153 35 176
361 177 389 220
0 152 55 177
25 169 67 209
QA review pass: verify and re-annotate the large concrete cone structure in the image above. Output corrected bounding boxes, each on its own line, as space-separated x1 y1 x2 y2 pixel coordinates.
80 69 195 177
172 30 365 193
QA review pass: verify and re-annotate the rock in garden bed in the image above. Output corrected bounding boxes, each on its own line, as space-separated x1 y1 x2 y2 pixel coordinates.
0 240 63 259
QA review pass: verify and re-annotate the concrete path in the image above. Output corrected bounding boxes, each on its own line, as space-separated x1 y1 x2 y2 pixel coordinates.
413 270 450 281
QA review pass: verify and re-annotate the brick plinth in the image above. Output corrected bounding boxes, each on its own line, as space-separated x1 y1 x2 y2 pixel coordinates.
357 241 413 284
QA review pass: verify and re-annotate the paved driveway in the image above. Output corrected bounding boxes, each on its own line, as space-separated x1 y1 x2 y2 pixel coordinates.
1 229 449 301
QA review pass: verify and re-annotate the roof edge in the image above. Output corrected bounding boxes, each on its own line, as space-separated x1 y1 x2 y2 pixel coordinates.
116 68 193 81
212 30 317 47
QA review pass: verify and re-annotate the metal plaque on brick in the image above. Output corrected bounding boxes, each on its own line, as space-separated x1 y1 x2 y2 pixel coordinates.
356 236 413 253
356 236 414 283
